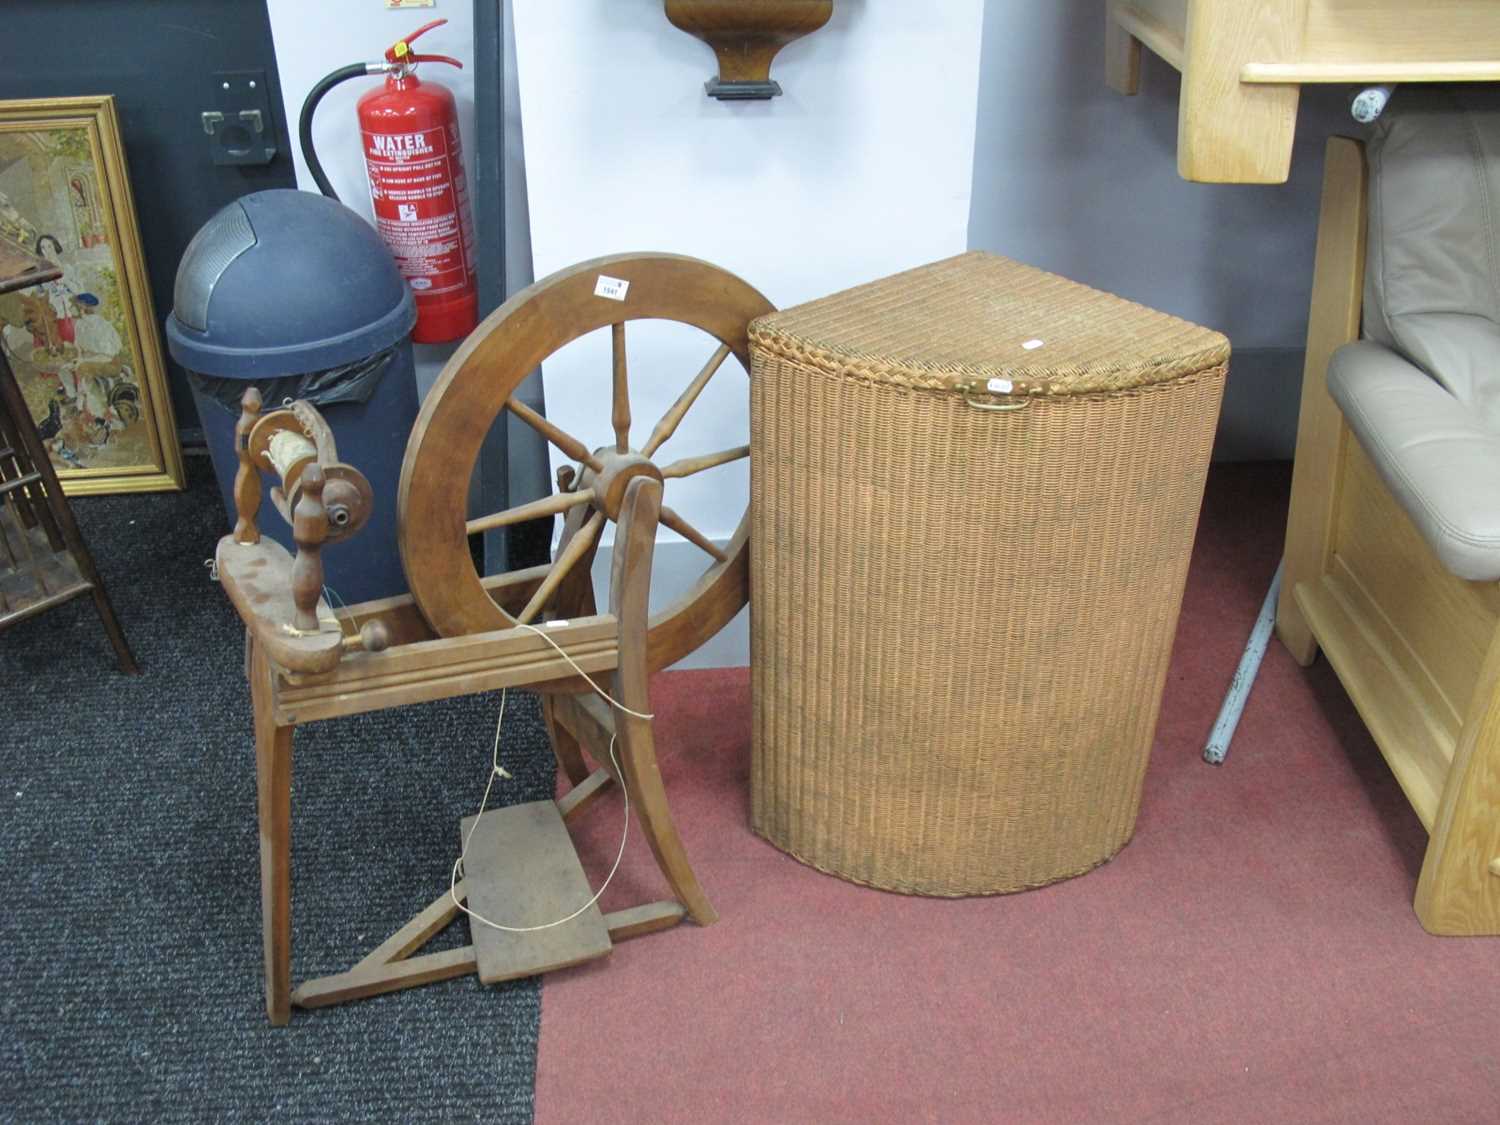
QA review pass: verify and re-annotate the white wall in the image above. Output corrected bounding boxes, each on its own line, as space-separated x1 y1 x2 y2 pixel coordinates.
513 0 986 549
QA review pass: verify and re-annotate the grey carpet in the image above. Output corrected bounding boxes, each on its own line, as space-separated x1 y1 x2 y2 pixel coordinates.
1 455 552 1122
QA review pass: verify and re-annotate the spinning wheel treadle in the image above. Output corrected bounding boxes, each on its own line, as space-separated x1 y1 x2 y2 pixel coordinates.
398 252 774 669
462 801 612 984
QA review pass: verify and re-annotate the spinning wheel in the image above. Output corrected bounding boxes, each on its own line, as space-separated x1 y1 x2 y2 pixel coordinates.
213 251 773 1025
399 252 773 669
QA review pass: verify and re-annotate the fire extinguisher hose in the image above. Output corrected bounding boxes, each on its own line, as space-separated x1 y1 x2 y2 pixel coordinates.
298 63 376 203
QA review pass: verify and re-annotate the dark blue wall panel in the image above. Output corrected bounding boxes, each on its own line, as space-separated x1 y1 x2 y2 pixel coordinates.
0 0 297 436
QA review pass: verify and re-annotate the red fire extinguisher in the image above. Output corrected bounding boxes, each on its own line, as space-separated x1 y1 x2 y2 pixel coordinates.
299 19 477 345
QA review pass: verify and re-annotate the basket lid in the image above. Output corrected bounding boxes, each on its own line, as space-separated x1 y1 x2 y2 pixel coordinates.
749 252 1229 397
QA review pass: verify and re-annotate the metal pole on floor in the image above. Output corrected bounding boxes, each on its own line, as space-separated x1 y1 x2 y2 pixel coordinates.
1203 560 1283 766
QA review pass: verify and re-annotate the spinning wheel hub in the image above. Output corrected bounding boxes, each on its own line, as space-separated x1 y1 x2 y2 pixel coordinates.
590 449 663 520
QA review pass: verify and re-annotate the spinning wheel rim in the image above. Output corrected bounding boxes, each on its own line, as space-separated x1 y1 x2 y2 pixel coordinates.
397 252 773 671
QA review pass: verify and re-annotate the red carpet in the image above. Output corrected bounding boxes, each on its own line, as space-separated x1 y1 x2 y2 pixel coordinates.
535 463 1500 1124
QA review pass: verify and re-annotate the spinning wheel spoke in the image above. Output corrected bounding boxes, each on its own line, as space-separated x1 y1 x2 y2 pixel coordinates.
507 398 603 473
642 343 732 456
466 487 596 537
659 504 728 563
611 322 631 453
515 510 605 625
659 445 749 480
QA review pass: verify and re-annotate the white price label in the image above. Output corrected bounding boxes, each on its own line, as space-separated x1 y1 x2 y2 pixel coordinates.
986 377 1014 394
595 275 630 301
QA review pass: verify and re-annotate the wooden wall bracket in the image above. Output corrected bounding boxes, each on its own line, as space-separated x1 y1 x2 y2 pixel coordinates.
665 0 833 100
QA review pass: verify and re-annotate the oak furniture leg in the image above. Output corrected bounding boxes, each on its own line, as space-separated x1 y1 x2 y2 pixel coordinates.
1276 136 1366 666
1414 623 1500 935
1177 0 1303 184
250 637 294 1025
1104 0 1142 95
608 476 717 925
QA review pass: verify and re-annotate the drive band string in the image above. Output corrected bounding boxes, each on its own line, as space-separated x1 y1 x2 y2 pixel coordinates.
449 619 654 934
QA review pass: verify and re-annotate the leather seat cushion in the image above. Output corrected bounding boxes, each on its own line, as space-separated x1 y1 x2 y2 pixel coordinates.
1329 341 1500 581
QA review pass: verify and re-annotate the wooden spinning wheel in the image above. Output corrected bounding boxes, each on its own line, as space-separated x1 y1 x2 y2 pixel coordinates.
213 251 774 1025
399 252 773 669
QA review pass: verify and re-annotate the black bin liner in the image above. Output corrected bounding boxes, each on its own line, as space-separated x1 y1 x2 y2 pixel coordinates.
186 345 399 415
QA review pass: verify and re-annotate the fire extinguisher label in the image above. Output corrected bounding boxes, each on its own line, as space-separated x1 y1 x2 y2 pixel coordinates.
363 122 474 297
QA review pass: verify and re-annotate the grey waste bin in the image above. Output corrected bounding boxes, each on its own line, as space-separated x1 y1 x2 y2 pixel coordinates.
166 189 418 604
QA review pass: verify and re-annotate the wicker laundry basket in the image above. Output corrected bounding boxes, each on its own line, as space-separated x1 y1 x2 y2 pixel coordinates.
748 252 1229 895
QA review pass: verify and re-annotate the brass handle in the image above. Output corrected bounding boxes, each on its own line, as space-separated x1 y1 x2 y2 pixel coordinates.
955 381 1030 413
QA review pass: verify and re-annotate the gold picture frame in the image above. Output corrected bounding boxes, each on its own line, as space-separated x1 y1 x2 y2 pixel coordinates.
0 95 183 495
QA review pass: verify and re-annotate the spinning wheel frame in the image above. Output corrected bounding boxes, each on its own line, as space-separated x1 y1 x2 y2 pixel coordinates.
399 252 772 671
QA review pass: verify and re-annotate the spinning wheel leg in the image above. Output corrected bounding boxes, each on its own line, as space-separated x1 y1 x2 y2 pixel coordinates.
250 638 294 1025
608 476 718 926
543 695 592 787
542 494 604 787
613 682 717 925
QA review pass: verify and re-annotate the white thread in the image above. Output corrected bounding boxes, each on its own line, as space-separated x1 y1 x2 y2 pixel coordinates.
450 692 631 934
322 584 359 634
510 619 654 721
449 617 654 932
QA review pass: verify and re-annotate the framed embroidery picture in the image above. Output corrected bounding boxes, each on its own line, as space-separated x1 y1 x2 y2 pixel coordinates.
0 95 183 494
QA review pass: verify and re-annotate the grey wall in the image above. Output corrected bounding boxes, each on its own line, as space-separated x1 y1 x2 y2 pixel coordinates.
967 1 1358 460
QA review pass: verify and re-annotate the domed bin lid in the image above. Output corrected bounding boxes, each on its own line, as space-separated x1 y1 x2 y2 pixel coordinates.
165 189 416 378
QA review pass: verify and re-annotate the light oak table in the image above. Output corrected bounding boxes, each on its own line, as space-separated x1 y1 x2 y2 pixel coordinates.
1104 0 1500 182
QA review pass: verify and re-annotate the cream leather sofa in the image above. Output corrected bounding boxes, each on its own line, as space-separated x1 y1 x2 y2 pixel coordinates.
1278 89 1500 936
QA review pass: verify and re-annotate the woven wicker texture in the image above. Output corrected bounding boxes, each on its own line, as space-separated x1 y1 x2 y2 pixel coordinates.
749 251 1229 397
749 253 1228 895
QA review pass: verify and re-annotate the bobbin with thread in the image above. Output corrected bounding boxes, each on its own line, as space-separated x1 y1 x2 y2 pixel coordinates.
265 429 318 493
246 403 375 541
